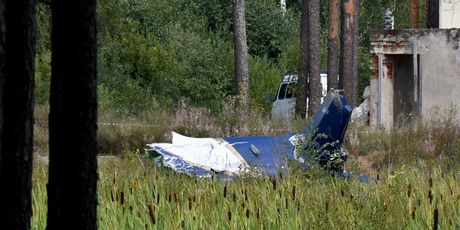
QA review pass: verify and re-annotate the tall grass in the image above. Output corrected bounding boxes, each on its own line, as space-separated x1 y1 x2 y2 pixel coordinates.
31 157 460 229
31 104 460 228
345 106 460 173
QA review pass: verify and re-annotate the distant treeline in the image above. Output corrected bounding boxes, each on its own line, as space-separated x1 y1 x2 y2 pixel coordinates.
35 0 420 115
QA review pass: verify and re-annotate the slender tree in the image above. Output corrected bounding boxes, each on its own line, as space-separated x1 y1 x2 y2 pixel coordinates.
352 0 359 105
0 0 37 229
426 0 439 28
327 0 340 91
232 0 249 114
47 0 98 229
308 0 321 117
409 0 420 28
296 0 308 118
340 0 359 107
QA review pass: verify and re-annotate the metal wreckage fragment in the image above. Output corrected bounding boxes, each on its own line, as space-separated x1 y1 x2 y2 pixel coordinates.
147 90 367 180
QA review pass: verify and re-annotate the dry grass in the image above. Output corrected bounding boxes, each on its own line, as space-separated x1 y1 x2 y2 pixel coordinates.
34 103 460 174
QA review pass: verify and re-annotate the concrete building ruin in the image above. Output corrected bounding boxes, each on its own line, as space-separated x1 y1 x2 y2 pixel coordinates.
369 1 460 129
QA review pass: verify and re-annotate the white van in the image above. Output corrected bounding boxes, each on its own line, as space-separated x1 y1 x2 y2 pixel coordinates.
271 72 328 119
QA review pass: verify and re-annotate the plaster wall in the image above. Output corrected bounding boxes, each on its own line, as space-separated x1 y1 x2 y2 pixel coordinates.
370 29 460 129
369 55 378 127
416 30 460 115
369 55 395 129
381 57 394 129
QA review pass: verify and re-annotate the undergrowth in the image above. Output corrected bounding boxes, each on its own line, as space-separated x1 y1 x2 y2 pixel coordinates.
31 157 460 229
31 104 460 229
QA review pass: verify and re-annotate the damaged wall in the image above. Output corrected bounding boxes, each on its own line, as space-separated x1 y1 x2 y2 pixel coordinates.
370 29 460 129
418 29 460 114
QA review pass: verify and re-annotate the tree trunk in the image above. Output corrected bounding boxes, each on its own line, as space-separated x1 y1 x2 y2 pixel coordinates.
308 0 321 117
47 0 98 229
327 0 339 91
352 0 359 104
409 0 420 28
0 0 37 229
232 0 249 115
296 0 308 118
426 0 439 28
340 0 359 107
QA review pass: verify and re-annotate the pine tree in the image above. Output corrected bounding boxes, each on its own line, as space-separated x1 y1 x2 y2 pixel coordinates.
296 0 309 118
327 0 340 91
308 0 321 117
232 0 249 121
340 0 359 107
409 0 420 28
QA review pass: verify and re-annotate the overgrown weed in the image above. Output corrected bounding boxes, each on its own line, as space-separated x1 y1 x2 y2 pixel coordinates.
345 106 460 172
31 157 460 229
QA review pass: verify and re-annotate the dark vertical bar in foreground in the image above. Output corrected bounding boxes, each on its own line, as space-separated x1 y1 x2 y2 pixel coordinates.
47 0 98 229
0 0 37 229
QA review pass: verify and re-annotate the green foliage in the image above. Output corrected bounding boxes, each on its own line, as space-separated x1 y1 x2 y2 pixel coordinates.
194 0 232 32
35 51 51 105
245 0 298 60
35 4 51 104
357 49 371 101
35 0 426 114
249 56 284 111
32 158 460 229
97 0 238 112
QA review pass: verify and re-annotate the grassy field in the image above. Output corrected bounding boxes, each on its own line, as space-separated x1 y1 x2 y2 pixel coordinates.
31 105 460 229
31 157 460 229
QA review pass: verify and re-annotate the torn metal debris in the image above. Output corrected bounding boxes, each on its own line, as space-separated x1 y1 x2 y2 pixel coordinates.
147 91 358 178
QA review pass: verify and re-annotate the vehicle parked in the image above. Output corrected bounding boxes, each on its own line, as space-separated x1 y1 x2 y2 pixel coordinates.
271 71 328 119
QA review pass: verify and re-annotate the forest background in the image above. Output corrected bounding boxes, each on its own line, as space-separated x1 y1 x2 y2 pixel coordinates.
35 0 421 116
26 1 460 228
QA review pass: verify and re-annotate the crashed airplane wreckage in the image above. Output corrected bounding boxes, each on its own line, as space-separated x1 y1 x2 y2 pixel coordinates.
148 91 361 179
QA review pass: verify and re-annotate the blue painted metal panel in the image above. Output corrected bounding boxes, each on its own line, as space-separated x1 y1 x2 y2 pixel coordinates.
149 91 354 178
223 134 295 177
222 91 351 177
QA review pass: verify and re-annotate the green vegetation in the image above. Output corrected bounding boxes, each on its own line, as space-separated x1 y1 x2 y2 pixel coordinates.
35 0 426 116
31 105 460 228
31 1 460 228
31 156 460 229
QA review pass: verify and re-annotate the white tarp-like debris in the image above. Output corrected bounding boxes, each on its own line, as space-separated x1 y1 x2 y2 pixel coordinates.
146 91 367 179
147 132 248 176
